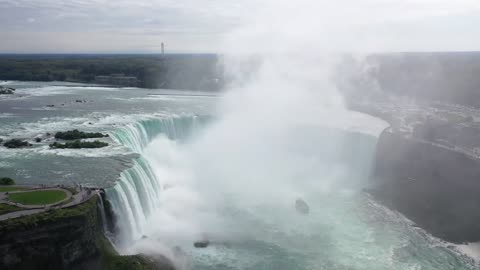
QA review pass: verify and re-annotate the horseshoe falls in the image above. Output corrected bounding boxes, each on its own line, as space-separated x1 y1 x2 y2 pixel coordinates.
104 111 476 270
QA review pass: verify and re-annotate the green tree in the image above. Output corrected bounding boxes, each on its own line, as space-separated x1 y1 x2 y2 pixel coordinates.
0 177 15 185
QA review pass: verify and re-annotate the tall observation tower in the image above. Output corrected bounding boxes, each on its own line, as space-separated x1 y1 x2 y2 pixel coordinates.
161 43 165 55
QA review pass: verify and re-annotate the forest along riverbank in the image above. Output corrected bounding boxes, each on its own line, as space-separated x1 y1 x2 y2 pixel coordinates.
0 54 223 90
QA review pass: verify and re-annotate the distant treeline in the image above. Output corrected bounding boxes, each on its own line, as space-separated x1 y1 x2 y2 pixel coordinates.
2 52 480 105
0 54 223 90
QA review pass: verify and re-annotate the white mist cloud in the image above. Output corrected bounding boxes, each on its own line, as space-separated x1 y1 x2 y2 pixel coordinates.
131 1 392 266
0 0 479 52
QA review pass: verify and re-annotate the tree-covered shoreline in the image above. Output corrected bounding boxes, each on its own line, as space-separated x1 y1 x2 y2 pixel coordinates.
0 54 222 90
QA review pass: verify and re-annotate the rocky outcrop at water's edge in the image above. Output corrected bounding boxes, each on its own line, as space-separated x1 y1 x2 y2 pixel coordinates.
0 194 174 270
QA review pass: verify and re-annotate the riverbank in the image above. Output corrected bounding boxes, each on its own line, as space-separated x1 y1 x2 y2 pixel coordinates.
0 194 174 270
0 196 102 269
0 54 222 90
0 184 95 220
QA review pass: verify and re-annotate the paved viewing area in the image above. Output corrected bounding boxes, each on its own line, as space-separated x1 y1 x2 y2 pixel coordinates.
0 185 98 221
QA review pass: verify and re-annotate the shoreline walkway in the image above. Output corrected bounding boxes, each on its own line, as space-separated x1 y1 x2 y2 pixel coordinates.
0 185 98 221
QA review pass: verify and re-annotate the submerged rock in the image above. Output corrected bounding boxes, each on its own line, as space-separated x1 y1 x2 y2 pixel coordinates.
54 129 108 140
295 199 310 214
3 139 32 148
0 86 15 95
49 140 108 149
194 240 210 248
194 234 210 248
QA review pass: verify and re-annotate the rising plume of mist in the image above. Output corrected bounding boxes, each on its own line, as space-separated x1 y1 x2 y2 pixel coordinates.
128 0 457 267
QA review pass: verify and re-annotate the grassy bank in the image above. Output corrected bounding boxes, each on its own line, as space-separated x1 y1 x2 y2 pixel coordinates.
8 190 67 205
0 203 22 215
0 196 95 233
0 196 172 270
0 197 101 269
0 186 27 192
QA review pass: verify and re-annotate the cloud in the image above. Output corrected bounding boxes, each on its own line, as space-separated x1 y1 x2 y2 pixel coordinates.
0 0 244 32
0 0 479 53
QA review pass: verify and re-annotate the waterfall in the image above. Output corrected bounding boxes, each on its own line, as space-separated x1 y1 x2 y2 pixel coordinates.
105 113 386 250
96 193 109 233
105 157 162 242
105 115 209 247
111 115 209 153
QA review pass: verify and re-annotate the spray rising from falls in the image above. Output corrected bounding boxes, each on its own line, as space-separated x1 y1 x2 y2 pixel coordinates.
101 0 479 268
104 108 476 269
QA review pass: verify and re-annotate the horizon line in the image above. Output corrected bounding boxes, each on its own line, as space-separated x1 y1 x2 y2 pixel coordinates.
1 50 480 55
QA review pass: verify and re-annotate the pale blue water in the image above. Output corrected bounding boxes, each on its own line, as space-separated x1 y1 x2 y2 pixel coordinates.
0 81 215 186
0 81 477 270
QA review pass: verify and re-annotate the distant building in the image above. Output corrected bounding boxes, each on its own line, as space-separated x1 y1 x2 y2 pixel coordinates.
94 73 140 87
161 42 165 55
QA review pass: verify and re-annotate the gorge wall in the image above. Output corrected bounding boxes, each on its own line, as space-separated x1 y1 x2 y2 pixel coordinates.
370 130 480 243
0 194 174 270
0 197 104 270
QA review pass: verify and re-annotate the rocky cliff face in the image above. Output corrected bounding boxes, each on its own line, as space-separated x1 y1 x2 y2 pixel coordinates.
0 197 103 270
370 130 480 243
0 194 175 270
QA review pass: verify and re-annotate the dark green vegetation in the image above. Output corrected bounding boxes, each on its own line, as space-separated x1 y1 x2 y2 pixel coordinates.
8 190 67 205
55 129 108 140
0 177 15 185
0 54 222 90
0 196 172 270
0 204 22 215
0 196 96 234
50 140 109 149
0 197 100 269
0 86 15 94
0 187 26 192
3 139 32 148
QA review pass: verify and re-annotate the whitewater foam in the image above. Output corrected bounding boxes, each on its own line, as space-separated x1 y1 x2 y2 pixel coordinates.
105 115 208 248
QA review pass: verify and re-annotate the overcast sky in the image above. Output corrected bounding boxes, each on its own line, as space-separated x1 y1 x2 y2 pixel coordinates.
1 0 480 53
